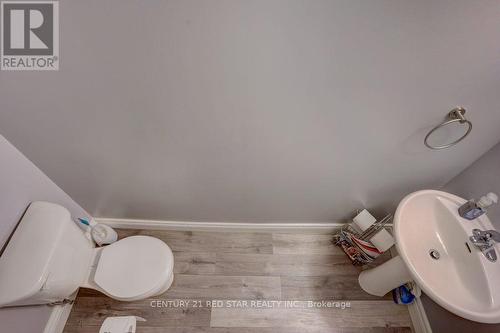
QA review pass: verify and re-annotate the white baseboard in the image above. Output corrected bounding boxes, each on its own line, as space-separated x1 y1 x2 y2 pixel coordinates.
408 296 433 333
43 290 78 333
43 302 75 333
96 217 345 233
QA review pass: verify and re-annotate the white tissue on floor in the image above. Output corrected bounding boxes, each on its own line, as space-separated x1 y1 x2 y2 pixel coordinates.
99 316 146 333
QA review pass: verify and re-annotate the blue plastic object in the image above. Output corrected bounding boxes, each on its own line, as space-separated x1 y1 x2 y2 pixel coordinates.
77 218 90 226
392 284 415 305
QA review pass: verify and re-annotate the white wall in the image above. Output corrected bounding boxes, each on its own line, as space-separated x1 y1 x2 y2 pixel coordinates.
1 0 500 221
0 135 90 333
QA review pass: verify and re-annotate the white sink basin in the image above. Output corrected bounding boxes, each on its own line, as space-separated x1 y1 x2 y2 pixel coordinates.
359 190 500 323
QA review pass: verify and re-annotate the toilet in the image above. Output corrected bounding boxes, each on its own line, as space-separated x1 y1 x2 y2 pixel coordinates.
0 202 174 307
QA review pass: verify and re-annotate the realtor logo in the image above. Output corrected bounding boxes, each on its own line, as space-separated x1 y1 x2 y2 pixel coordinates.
1 1 59 70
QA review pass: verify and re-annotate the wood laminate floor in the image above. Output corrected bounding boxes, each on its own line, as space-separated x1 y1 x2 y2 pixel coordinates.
63 229 412 333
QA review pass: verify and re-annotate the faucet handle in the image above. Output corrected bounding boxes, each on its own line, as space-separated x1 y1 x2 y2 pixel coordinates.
472 229 484 237
470 229 493 247
470 229 499 262
484 230 500 243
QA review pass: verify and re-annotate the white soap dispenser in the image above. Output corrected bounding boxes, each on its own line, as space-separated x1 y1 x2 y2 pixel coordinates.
478 192 498 209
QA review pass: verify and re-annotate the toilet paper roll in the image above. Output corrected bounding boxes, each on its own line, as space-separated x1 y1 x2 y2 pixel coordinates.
91 224 118 246
369 228 395 252
352 209 377 232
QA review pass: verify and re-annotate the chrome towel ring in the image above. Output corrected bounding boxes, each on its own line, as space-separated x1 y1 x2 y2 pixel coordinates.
424 107 472 150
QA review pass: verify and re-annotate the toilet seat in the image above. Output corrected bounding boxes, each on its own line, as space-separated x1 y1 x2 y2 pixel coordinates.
93 236 174 300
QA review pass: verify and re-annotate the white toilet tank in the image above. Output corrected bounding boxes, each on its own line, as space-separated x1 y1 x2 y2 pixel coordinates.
0 201 94 307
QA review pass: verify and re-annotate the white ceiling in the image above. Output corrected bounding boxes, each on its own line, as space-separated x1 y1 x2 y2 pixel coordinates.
1 0 500 221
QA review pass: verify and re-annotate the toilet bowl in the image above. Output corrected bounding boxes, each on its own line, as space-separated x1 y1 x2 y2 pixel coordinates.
0 202 175 307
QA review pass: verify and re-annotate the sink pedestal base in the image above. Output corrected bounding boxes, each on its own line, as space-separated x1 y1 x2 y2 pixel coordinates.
359 255 412 296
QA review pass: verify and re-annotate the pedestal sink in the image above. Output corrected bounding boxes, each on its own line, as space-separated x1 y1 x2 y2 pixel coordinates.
359 190 500 323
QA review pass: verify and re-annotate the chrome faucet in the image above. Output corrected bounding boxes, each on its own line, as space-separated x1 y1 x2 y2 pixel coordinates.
469 229 500 262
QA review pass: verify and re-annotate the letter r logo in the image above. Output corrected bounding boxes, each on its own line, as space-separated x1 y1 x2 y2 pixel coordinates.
2 2 54 55
10 9 48 49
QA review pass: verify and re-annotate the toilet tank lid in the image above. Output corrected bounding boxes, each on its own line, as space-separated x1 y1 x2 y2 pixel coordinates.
0 201 76 306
